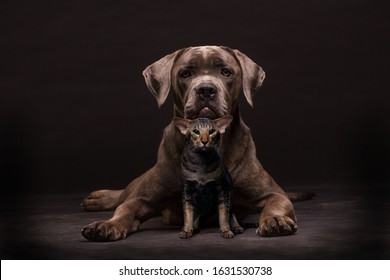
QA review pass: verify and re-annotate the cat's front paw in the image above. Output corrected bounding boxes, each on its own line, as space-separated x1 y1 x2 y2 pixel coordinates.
179 230 193 239
221 230 235 238
232 225 244 234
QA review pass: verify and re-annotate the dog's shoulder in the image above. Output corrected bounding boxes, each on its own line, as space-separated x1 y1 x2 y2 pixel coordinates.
157 122 186 163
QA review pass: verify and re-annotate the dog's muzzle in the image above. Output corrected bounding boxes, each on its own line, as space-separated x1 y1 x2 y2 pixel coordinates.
195 83 217 101
184 79 228 120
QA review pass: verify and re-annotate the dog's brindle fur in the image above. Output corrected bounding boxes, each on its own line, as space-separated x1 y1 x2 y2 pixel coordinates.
81 46 297 241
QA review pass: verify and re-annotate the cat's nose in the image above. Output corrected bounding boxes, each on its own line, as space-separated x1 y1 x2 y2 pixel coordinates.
195 83 217 100
201 140 208 146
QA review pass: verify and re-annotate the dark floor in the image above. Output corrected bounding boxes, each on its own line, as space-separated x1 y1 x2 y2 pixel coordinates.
1 185 389 260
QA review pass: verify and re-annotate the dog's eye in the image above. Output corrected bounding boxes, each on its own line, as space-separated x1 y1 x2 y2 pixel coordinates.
221 68 232 77
180 70 191 78
209 129 216 135
192 129 200 135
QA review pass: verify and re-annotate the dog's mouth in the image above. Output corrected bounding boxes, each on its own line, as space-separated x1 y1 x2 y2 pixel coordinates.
197 107 217 119
185 104 226 120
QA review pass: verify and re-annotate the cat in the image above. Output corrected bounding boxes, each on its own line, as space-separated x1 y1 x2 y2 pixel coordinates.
173 116 244 238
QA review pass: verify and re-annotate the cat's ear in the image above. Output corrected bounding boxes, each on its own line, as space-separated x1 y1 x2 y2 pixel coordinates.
213 116 233 134
173 117 192 135
230 48 265 108
142 49 186 108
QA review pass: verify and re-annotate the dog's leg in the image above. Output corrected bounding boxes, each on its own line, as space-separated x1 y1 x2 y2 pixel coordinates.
256 193 297 236
81 197 155 241
81 189 124 211
161 200 183 225
81 166 180 242
239 183 298 237
230 145 298 237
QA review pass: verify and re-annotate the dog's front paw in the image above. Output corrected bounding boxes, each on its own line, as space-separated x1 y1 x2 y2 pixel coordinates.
257 215 297 237
81 220 127 242
221 230 235 238
179 230 193 239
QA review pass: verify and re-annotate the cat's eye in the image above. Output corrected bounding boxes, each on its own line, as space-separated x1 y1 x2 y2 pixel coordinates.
209 129 216 135
192 129 200 135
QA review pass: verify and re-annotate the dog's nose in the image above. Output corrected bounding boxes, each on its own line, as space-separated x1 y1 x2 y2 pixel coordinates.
196 84 217 100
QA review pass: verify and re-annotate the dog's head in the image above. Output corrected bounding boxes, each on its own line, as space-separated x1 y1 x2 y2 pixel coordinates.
143 46 265 119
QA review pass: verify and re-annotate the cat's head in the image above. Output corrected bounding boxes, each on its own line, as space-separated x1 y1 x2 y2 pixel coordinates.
173 116 233 149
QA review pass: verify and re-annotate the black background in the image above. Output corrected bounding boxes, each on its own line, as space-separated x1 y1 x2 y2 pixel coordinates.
1 0 389 197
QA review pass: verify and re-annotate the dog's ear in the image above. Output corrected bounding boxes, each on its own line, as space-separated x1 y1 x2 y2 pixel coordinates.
232 49 266 107
173 117 192 135
212 116 233 134
143 49 183 108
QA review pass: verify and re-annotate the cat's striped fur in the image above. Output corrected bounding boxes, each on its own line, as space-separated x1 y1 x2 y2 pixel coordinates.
173 116 243 238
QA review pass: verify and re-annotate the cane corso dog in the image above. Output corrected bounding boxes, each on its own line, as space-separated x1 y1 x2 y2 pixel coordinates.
81 46 299 241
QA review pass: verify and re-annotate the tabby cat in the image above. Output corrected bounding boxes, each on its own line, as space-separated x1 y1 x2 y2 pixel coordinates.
173 116 244 239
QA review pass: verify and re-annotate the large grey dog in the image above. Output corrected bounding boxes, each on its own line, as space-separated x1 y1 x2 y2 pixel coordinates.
81 46 300 241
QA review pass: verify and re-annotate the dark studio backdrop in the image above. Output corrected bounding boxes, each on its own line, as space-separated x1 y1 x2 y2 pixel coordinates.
0 0 389 236
1 0 389 196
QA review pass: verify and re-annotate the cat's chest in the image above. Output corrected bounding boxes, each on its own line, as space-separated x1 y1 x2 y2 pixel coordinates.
181 150 222 185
